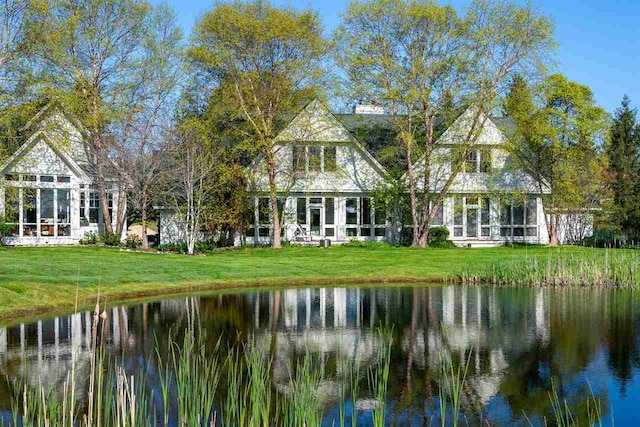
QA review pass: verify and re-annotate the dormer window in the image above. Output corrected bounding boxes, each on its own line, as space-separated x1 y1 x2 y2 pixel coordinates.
292 145 337 173
464 149 492 173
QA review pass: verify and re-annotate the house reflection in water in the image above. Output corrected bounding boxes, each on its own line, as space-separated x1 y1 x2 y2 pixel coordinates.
1 285 635 425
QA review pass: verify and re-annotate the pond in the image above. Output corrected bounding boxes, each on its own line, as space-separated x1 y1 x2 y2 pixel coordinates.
0 285 639 426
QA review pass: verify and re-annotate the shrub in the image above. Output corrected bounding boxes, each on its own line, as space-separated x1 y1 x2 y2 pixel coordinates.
0 216 13 241
79 231 99 245
124 234 142 249
100 231 121 247
341 240 392 249
157 242 188 253
428 226 450 246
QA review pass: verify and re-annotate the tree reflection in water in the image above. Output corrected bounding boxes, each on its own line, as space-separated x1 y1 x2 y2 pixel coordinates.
1 286 639 425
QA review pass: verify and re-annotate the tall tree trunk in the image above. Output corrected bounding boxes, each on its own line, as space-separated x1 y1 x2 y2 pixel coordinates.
405 135 423 248
266 151 281 249
141 206 149 249
547 213 559 246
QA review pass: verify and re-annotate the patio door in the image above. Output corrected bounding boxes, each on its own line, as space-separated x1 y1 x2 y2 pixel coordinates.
310 207 322 235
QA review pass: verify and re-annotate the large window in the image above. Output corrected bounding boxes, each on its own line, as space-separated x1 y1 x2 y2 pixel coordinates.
465 149 492 173
293 146 305 172
258 197 270 224
57 189 71 236
346 198 358 225
291 145 338 173
453 196 491 238
453 197 463 237
23 189 37 236
107 193 114 223
308 146 322 172
500 197 538 237
325 197 335 237
40 189 55 236
297 198 306 225
3 188 19 237
89 192 100 224
431 199 444 226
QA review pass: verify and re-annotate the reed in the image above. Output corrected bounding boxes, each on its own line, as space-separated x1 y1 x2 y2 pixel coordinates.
467 248 640 287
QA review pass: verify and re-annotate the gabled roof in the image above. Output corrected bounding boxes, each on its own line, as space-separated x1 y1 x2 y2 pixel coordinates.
1 130 90 181
21 100 89 137
274 99 389 178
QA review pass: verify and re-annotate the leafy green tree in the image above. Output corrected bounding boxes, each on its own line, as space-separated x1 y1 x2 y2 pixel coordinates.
336 0 555 247
504 74 608 245
188 0 330 249
605 96 640 238
24 0 176 237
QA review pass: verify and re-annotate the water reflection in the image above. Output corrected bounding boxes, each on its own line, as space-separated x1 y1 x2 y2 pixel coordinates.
1 286 639 425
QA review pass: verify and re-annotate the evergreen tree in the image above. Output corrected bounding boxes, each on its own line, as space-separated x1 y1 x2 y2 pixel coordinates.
606 96 640 238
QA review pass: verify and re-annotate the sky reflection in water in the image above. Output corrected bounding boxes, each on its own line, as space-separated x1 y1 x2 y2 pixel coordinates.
1 285 639 426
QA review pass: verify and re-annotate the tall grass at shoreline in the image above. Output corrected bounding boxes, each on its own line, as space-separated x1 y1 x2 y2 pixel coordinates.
0 306 611 427
466 248 640 287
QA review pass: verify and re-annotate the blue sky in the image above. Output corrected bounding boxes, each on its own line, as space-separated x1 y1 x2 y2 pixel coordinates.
153 0 640 114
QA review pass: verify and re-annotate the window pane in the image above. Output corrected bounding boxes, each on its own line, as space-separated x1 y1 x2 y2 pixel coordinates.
361 227 372 237
89 192 100 223
526 198 537 225
346 198 358 225
292 146 305 172
258 197 270 224
513 201 524 225
80 192 86 222
325 227 335 237
4 188 19 223
374 201 386 225
374 227 386 237
454 198 463 226
513 227 525 237
500 200 511 226
346 227 357 237
465 151 478 173
57 176 71 183
454 227 463 237
480 150 492 173
481 227 491 237
40 175 54 183
481 198 490 225
324 146 337 172
297 198 306 225
41 189 55 236
500 227 511 237
107 193 113 223
361 198 371 225
325 198 334 225
309 197 322 204
526 227 537 237
258 227 270 237
57 190 70 224
467 208 478 237
432 200 444 226
308 146 321 172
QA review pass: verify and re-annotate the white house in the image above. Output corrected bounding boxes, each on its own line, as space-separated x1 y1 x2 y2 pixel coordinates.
241 99 554 246
0 104 125 245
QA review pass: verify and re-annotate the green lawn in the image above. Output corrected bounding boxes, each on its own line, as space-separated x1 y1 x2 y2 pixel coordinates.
0 244 593 321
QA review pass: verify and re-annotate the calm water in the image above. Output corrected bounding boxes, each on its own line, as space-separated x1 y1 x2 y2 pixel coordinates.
1 285 640 426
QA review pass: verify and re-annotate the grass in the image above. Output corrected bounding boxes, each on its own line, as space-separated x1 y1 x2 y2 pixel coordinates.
0 244 636 322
